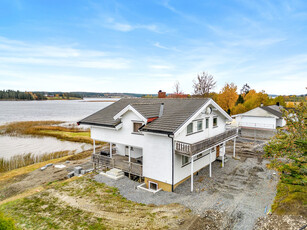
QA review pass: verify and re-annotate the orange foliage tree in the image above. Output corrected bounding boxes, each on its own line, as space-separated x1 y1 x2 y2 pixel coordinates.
217 83 238 114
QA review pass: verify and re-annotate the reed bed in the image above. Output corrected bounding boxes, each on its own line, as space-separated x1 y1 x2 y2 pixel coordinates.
0 121 102 144
0 151 70 173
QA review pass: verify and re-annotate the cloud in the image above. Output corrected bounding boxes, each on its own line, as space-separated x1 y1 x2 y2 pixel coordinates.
100 17 161 33
149 64 173 70
0 37 130 69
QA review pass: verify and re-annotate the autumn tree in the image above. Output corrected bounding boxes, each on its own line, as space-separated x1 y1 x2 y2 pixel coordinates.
240 83 250 95
231 103 247 115
173 81 183 95
193 72 216 96
217 83 238 113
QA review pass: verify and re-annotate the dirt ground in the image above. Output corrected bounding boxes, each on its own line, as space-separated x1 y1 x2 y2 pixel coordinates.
0 158 90 202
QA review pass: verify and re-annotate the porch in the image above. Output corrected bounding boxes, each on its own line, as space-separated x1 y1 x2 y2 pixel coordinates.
174 128 239 192
174 128 239 157
92 152 143 177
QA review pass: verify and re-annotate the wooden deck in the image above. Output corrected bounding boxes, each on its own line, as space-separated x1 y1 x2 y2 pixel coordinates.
175 128 238 156
92 154 143 177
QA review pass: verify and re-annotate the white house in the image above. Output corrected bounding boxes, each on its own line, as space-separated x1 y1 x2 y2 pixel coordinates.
79 98 238 192
232 104 286 139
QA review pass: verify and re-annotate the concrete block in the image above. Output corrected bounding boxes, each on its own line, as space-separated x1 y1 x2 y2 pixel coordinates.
74 166 82 175
68 172 74 178
81 170 86 175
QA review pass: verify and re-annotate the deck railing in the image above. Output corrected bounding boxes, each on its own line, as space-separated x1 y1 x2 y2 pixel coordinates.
92 154 143 176
175 128 238 156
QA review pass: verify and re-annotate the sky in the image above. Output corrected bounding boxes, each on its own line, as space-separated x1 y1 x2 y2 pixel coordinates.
0 0 306 95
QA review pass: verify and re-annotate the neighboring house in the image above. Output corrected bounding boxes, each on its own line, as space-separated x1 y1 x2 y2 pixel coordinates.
79 98 238 192
232 103 286 139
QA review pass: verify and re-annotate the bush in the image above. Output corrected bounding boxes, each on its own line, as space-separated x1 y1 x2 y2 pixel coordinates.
0 212 17 230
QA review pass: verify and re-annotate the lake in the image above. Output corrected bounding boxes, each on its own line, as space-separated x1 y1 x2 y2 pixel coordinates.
0 98 116 159
0 98 117 125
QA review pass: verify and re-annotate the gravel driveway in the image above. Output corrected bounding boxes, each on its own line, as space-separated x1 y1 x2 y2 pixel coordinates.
94 156 278 230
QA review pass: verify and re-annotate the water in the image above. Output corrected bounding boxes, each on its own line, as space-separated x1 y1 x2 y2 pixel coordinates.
0 98 117 159
0 98 116 125
0 136 92 159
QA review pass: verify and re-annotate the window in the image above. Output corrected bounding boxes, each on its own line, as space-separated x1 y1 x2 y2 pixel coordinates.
182 155 190 166
197 120 203 131
206 118 209 129
149 181 158 190
187 123 193 134
213 117 218 127
133 122 142 133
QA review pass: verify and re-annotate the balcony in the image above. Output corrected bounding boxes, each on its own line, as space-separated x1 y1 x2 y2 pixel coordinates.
175 128 238 156
92 154 143 177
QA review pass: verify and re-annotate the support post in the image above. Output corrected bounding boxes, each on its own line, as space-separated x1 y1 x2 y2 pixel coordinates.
233 138 236 158
110 142 112 158
93 139 95 154
209 149 212 177
222 142 225 168
128 146 131 162
191 156 194 192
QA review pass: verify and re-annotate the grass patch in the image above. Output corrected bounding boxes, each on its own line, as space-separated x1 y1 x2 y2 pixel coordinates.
0 177 190 230
0 121 104 145
0 210 18 230
271 177 307 217
268 159 307 217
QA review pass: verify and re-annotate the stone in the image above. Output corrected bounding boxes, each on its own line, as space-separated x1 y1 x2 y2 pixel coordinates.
68 172 74 178
74 166 82 175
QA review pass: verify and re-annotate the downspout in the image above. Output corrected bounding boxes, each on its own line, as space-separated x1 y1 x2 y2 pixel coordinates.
168 134 174 192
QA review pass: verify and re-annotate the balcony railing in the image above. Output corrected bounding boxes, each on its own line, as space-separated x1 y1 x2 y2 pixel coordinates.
175 128 238 156
92 154 143 177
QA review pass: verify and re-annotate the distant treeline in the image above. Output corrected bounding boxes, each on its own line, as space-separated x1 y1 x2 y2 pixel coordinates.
0 90 46 100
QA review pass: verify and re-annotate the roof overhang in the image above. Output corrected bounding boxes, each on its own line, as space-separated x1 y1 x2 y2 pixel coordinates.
113 104 147 123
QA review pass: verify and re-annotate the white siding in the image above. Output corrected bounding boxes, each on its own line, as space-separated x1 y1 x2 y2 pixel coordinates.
175 108 227 144
143 134 172 184
238 116 276 129
276 118 286 127
91 110 172 183
91 110 145 148
174 149 216 184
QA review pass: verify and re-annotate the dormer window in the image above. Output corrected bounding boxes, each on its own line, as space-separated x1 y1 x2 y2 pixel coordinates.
133 122 143 133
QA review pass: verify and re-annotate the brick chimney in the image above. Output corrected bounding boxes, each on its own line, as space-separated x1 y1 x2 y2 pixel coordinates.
158 90 166 98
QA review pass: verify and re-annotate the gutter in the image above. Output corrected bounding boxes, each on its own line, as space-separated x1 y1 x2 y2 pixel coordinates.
77 121 116 128
168 134 174 192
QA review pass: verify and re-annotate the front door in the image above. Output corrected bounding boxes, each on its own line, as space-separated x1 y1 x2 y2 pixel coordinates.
216 145 220 158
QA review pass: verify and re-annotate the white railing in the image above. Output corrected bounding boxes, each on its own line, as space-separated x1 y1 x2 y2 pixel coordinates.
174 128 238 156
238 122 275 129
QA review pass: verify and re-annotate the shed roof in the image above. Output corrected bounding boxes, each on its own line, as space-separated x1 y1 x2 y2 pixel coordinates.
260 105 283 118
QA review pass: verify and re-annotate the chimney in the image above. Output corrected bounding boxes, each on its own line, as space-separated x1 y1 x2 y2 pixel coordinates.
159 103 164 117
158 90 166 98
260 103 263 107
276 102 280 106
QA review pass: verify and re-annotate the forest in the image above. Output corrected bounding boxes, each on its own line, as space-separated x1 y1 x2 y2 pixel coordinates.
0 90 46 100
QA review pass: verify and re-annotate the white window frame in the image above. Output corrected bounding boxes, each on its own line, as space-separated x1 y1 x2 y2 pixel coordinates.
149 181 158 191
182 155 190 166
197 120 203 131
132 120 143 134
205 117 209 129
187 122 193 135
213 117 218 128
